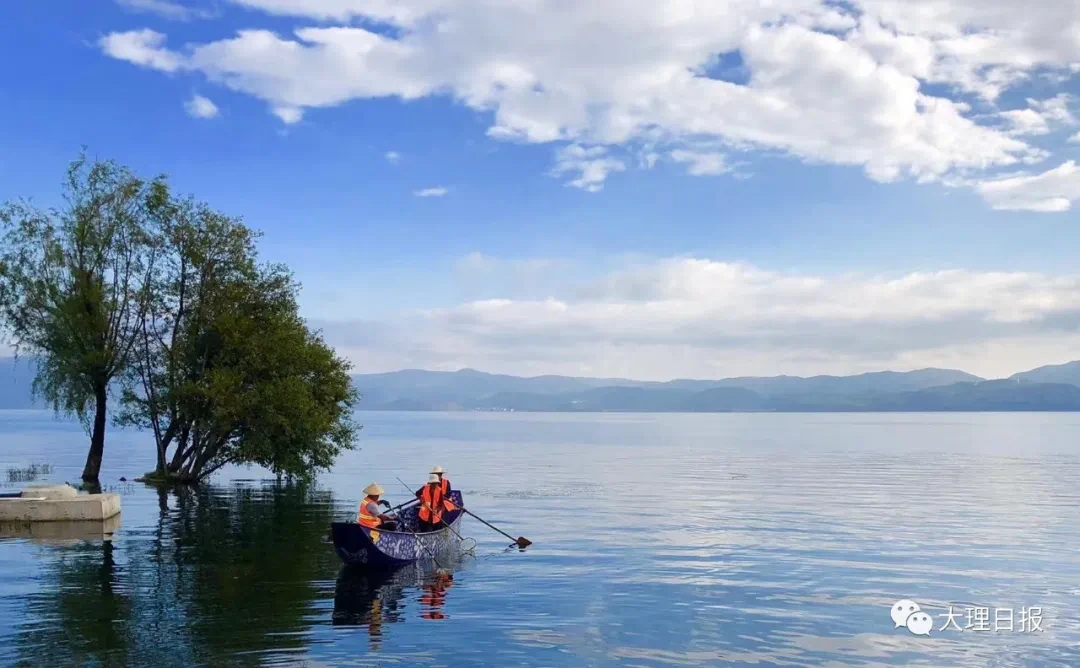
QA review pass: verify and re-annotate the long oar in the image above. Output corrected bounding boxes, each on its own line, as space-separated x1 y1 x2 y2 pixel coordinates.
395 477 468 544
388 497 419 512
459 507 532 548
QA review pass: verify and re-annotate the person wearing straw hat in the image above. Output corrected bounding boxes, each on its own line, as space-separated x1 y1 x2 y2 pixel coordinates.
416 473 456 532
357 483 398 530
429 465 451 496
414 466 452 512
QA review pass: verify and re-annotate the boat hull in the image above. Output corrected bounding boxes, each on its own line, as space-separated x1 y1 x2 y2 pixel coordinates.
331 490 464 567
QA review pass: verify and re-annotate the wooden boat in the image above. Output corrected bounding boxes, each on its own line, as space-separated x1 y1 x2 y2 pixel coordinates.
331 490 465 567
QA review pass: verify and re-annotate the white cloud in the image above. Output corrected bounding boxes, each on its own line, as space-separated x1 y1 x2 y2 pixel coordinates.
1002 108 1052 137
1002 94 1077 136
413 186 448 197
99 29 183 72
271 106 303 124
229 0 424 25
854 0 1080 99
977 161 1080 212
385 151 401 164
316 257 1080 380
550 145 626 192
1032 94 1078 126
184 94 219 118
115 0 215 21
670 150 731 176
1070 132 1080 144
99 0 1079 199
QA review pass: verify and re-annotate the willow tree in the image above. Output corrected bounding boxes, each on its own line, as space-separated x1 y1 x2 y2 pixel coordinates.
0 154 157 483
118 186 359 484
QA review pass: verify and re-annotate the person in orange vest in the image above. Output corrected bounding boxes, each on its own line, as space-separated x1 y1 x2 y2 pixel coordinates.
357 483 398 530
416 474 456 532
416 466 453 508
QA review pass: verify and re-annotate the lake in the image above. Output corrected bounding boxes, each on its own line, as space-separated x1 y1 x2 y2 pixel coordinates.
1 410 1079 667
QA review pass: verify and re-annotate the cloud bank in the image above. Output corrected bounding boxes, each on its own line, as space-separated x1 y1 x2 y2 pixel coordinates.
314 257 1080 381
98 0 1080 209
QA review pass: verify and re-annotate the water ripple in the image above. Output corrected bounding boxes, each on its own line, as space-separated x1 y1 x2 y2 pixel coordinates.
1 411 1079 666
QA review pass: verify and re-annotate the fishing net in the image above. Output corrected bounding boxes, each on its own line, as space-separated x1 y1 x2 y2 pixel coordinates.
459 536 477 554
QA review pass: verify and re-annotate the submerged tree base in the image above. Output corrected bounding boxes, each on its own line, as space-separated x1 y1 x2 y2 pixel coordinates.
135 470 201 486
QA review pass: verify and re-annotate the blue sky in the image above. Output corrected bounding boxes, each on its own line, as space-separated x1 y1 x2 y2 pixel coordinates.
2 0 1080 379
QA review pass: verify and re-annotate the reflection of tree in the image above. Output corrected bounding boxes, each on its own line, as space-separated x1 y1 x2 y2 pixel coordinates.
14 539 135 667
13 481 340 667
173 483 340 665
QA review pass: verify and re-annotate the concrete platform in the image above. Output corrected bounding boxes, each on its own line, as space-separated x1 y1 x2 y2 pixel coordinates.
0 484 121 522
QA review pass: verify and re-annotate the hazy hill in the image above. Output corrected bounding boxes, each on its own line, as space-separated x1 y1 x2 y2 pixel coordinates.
1011 361 1080 387
347 364 1080 412
352 367 982 404
678 368 982 397
0 357 41 409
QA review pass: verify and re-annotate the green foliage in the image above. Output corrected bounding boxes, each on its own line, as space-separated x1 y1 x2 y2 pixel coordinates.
199 284 359 480
2 150 359 484
0 152 157 481
117 178 359 483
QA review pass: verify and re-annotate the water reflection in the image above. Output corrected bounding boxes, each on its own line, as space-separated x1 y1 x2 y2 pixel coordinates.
419 570 454 620
13 534 135 666
333 566 408 649
6 411 1080 666
0 514 121 545
332 557 466 649
9 481 340 667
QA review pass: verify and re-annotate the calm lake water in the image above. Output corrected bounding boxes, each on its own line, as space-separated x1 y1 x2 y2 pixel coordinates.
1 410 1080 667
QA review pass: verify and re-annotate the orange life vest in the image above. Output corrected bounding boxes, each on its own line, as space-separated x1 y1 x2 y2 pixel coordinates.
418 484 441 524
418 483 453 524
357 495 380 528
437 477 457 512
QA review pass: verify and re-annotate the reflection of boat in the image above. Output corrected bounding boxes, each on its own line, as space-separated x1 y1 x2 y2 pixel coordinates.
330 490 464 567
332 565 408 649
333 559 463 647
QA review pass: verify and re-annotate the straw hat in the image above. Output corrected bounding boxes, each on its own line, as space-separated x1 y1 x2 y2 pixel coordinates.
427 474 440 484
431 465 445 474
363 482 385 496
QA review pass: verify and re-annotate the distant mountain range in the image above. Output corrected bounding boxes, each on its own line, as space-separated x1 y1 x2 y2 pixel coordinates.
7 357 1080 412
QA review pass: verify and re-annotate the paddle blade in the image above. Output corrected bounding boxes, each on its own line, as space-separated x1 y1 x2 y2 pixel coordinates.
516 537 532 548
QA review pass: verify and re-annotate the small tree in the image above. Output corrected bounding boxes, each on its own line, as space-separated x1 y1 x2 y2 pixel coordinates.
0 154 156 484
118 186 359 483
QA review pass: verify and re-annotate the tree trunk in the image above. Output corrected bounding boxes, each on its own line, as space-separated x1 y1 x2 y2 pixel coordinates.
155 421 178 476
82 385 108 483
168 423 191 472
